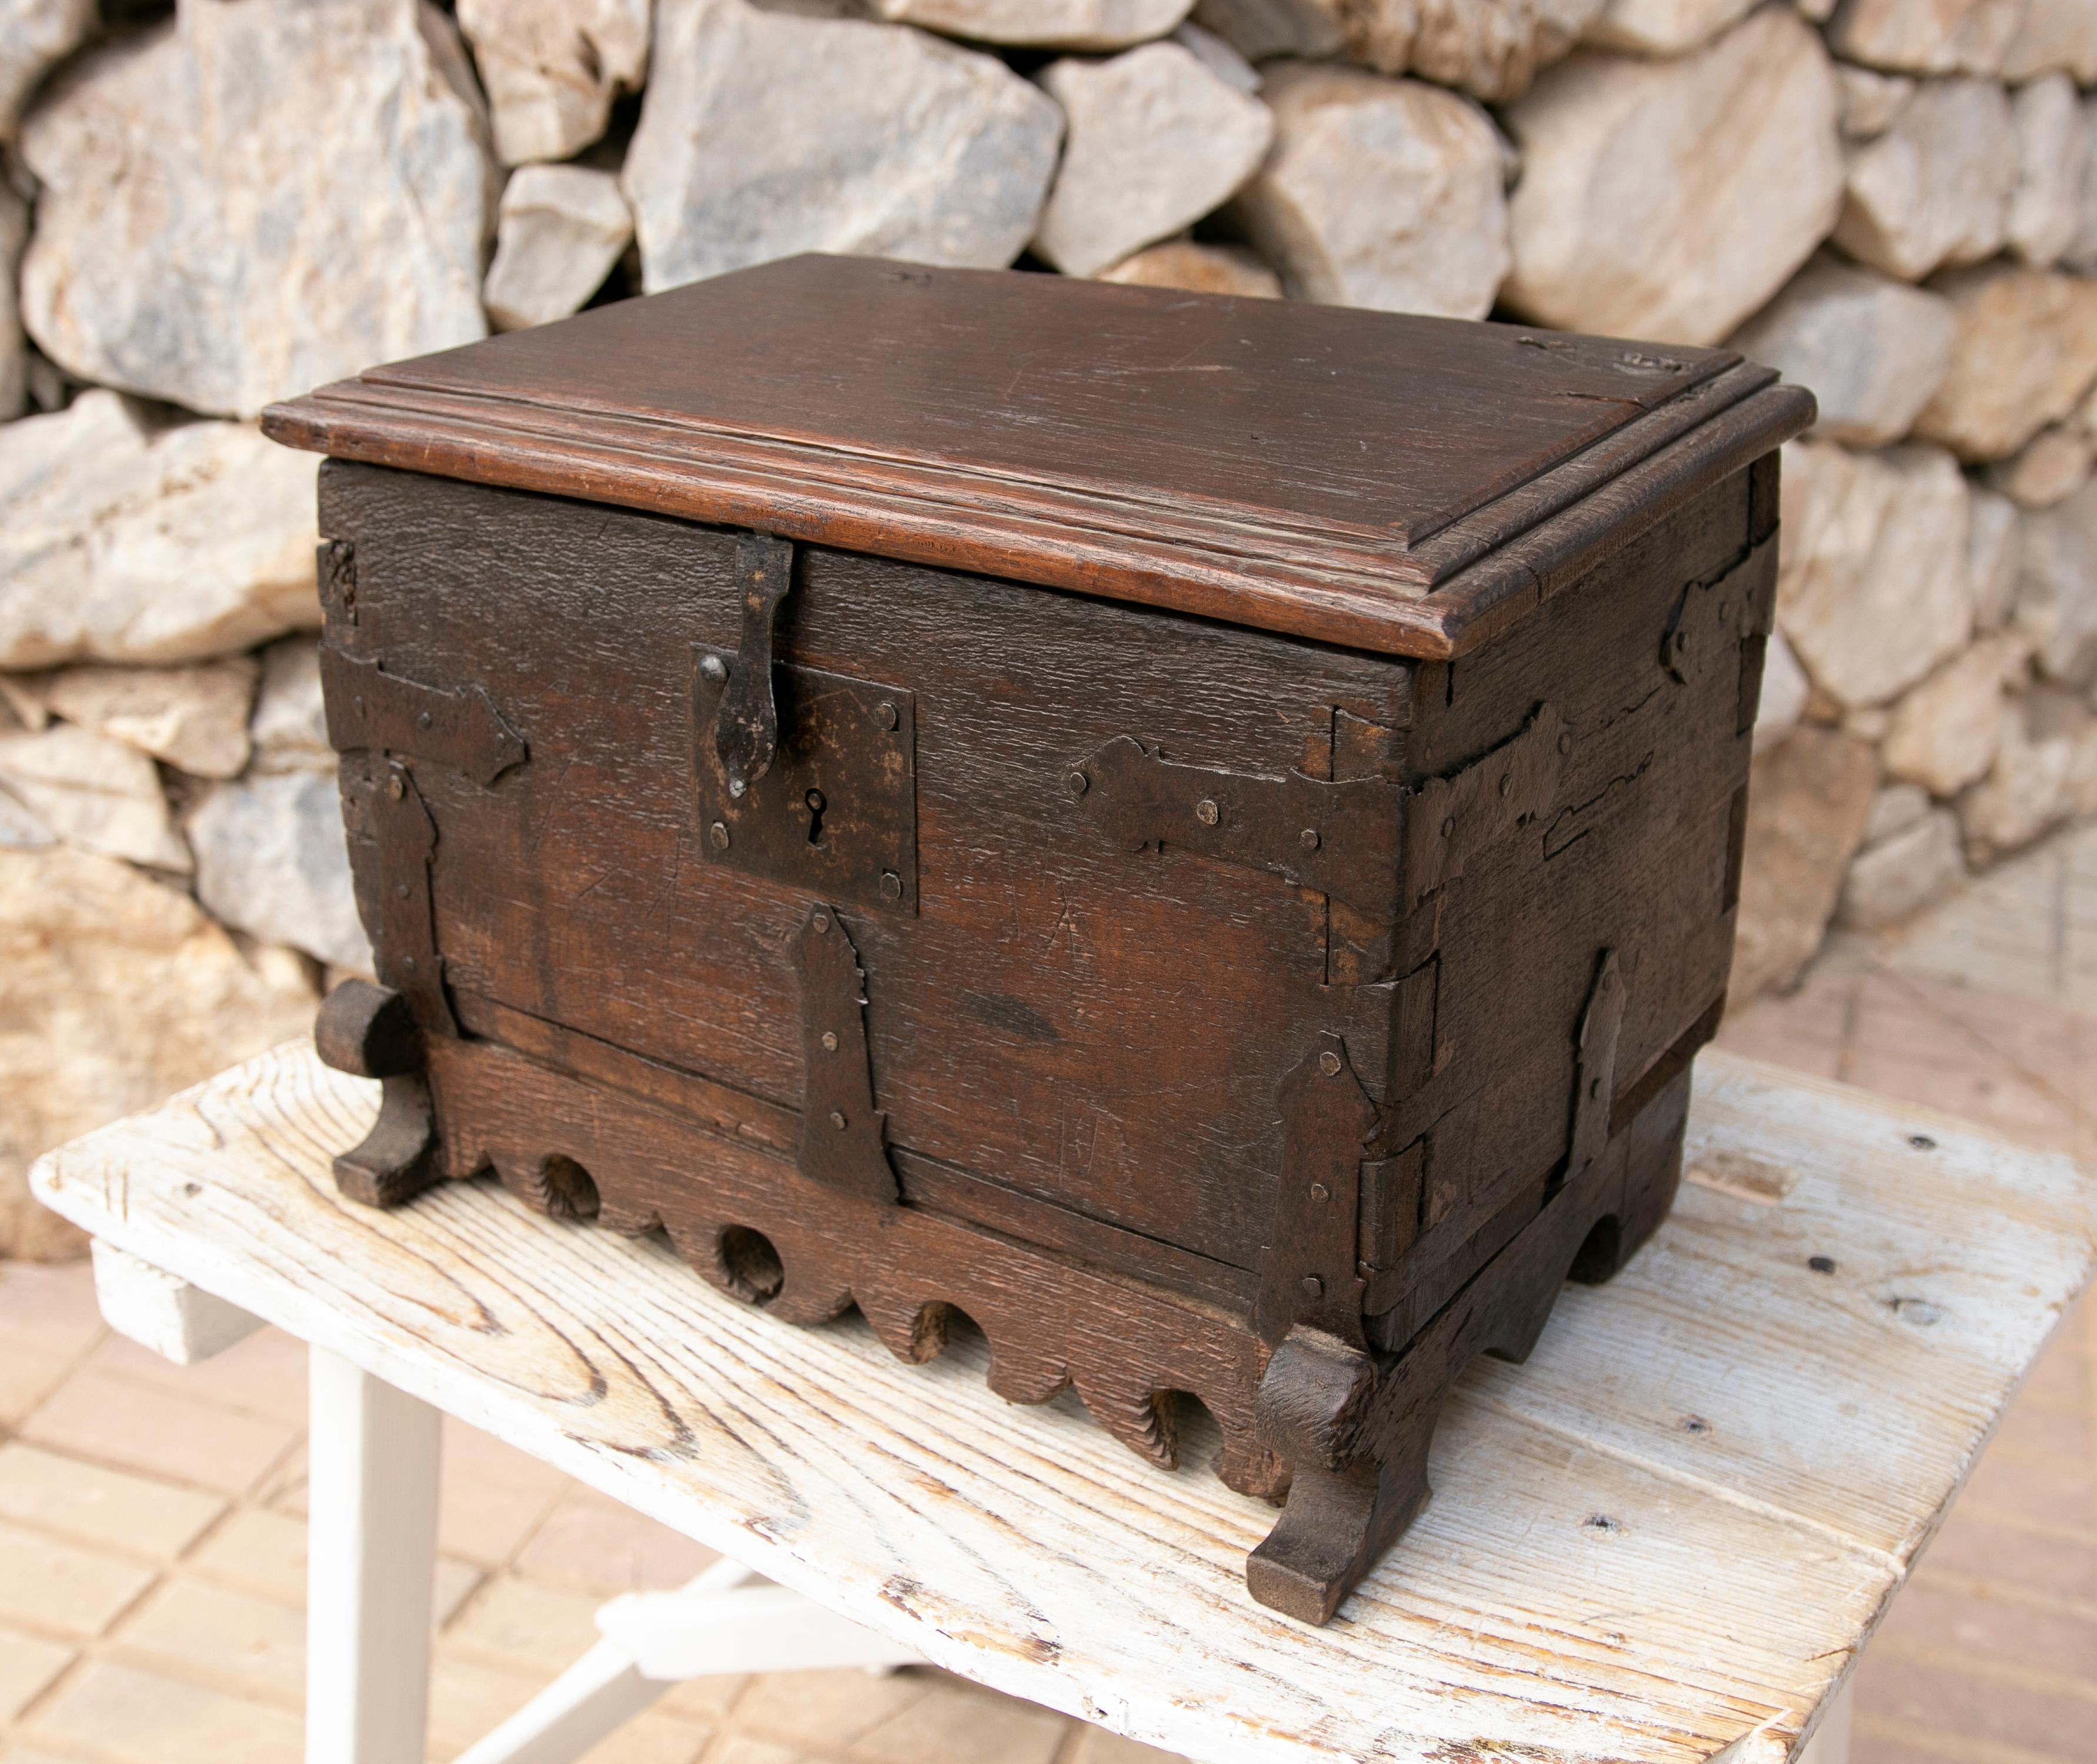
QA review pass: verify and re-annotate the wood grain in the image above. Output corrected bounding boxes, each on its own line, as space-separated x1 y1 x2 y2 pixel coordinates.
32 1045 2096 1764
262 255 1813 659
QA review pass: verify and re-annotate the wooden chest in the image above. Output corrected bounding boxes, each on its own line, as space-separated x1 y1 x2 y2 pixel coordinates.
264 255 1811 1623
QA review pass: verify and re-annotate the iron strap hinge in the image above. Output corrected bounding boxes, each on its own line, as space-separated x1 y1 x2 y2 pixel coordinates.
1067 702 1566 922
321 647 527 787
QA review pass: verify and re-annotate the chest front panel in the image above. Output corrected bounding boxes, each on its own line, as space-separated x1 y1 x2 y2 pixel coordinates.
319 463 1414 1280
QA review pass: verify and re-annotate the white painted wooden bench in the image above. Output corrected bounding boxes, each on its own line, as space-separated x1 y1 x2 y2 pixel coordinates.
33 1043 2097 1764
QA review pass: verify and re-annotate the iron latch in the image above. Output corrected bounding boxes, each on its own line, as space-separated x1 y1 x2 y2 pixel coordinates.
710 534 796 800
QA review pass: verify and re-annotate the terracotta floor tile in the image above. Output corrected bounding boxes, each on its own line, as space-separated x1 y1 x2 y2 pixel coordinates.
182 1503 480 1624
26 1658 302 1764
89 1326 309 1429
1871 1581 2097 1686
1066 1730 1190 1764
577 1710 715 1764
0 1521 158 1639
1851 1720 2027 1764
1958 1450 2097 1538
22 1369 297 1498
730 1666 928 1752
704 1739 824 1764
1988 1401 2097 1471
433 1416 570 1568
1850 1646 2097 1759
0 1444 223 1559
0 1344 74 1433
1919 1512 2097 1606
0 1626 75 1723
113 1578 303 1704
513 1486 723 1598
425 1652 542 1758
848 1672 1067 1764
444 1574 601 1676
0 1263 103 1362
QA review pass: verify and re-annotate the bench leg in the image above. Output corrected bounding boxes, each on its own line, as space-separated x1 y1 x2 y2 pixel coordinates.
306 1347 443 1764
1797 1677 1853 1764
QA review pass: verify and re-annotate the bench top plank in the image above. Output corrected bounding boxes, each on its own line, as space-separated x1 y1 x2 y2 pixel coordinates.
32 1044 2097 1764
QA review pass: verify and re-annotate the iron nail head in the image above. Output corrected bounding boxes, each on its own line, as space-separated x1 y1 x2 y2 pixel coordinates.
418 711 432 731
1318 1050 1341 1077
709 821 730 851
1066 770 1089 796
1558 732 1573 755
876 701 899 731
1300 1275 1323 1301
829 1110 847 1131
880 870 903 903
813 911 830 933
700 654 727 683
1299 827 1320 850
1440 816 1455 838
1498 774 1510 797
1195 797 1220 826
1309 1182 1330 1204
386 775 405 801
820 1031 839 1052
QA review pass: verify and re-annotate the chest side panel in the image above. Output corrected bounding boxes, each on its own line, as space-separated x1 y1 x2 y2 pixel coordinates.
1367 470 1768 1332
319 462 1412 1277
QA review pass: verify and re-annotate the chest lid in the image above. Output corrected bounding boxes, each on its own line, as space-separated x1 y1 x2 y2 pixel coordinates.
262 253 1811 660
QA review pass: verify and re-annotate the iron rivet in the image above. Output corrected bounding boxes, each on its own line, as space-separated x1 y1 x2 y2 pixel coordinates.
821 1031 839 1052
418 711 432 731
709 820 730 850
353 696 365 715
394 883 409 900
1318 1050 1342 1077
1558 733 1573 755
805 788 825 812
1300 827 1320 851
700 654 728 683
876 701 899 731
1498 774 1511 797
1440 816 1455 839
402 956 418 971
1300 1275 1323 1301
829 1110 848 1131
386 775 405 801
813 911 830 933
1309 1182 1330 1204
880 870 903 903
1066 771 1089 796
1195 797 1220 826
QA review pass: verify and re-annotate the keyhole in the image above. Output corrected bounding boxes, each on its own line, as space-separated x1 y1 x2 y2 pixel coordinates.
804 788 826 846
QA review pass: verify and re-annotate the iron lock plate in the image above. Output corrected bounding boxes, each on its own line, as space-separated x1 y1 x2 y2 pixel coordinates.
691 648 918 914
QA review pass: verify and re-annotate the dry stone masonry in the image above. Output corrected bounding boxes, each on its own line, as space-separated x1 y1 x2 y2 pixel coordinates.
0 0 2093 1254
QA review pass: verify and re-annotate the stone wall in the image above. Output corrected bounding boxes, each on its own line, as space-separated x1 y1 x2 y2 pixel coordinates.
1 0 2092 1254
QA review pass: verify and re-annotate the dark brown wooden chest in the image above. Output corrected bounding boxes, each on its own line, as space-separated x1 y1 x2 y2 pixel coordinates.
265 255 1811 1623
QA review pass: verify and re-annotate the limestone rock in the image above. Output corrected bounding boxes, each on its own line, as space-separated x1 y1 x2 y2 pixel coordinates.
1173 19 1261 89
1914 265 2097 463
0 392 322 670
1228 64 1509 318
0 845 318 1259
2014 477 2097 687
190 771 372 972
1581 0 1757 57
1775 439 1974 710
0 784 54 849
1095 238 1281 296
1824 0 2023 75
44 660 259 780
871 0 1194 46
0 173 24 423
0 0 91 141
456 0 648 164
2003 0 2097 81
2009 73 2089 269
1960 699 2078 861
1833 77 2013 282
1880 639 2005 794
625 0 1061 293
1864 780 1931 843
1837 66 1915 139
1325 0 1608 103
248 639 333 774
484 165 634 332
1501 10 1844 348
1968 486 2022 629
1728 255 1954 448
1987 425 2093 509
1752 627 1809 754
19 0 495 420
1837 806 1963 929
0 724 191 871
1032 44 1273 278
1190 0 1341 58
2072 99 2097 279
1727 726 1879 1002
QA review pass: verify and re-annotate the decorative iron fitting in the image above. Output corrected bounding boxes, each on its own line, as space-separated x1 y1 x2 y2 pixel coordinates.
1070 737 1406 921
711 533 796 801
1567 948 1626 1182
792 903 899 1207
322 647 527 787
1254 1034 1379 1348
371 758 456 1037
1398 701 1566 913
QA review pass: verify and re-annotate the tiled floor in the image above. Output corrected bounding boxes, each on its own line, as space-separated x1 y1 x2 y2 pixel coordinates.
1 831 2095 1764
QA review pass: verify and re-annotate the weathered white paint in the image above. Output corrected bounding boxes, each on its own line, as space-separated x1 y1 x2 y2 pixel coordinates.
90 1235 264 1362
32 1044 2096 1764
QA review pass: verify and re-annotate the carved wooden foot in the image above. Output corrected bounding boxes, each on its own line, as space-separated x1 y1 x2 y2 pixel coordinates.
315 980 442 1208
